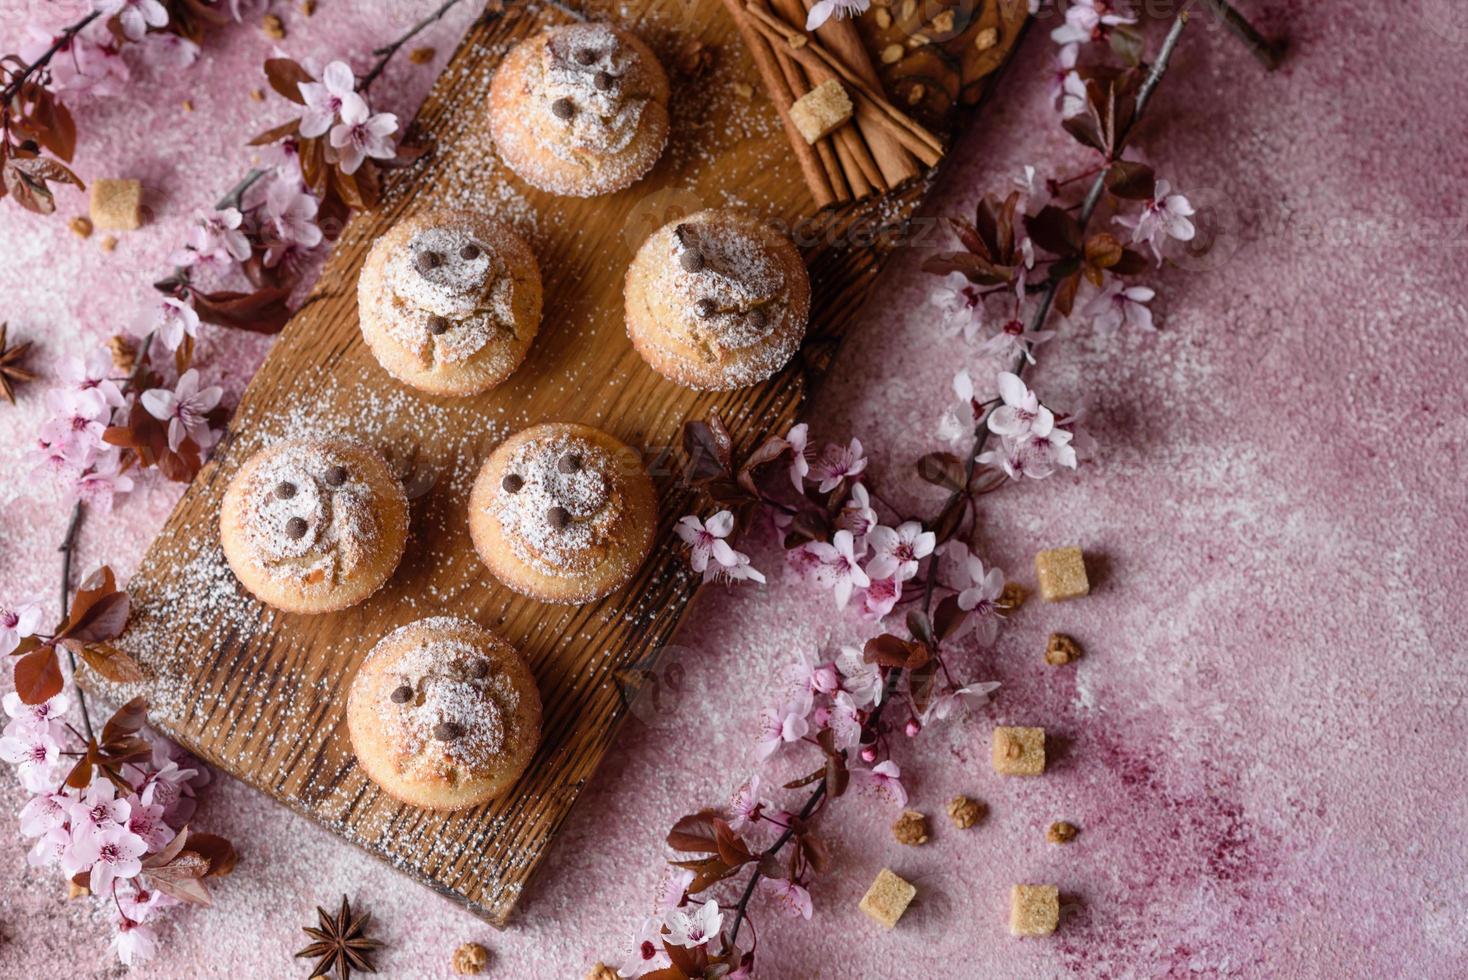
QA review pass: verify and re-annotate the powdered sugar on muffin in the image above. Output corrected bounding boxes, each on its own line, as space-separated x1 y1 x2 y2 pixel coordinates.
490 432 624 578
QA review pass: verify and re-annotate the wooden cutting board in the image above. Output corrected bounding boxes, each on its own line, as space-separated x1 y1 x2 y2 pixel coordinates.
101 0 1026 925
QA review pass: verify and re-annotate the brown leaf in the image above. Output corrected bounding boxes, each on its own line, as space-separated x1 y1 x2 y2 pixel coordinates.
189 286 293 334
187 833 239 877
1106 160 1155 200
669 855 739 893
263 58 312 104
144 850 213 906
1084 232 1124 270
13 648 63 704
916 451 966 492
58 590 129 645
248 117 301 146
101 696 148 744
933 592 969 640
863 633 931 671
74 641 145 684
667 810 722 853
712 818 752 867
1026 205 1083 257
682 413 733 486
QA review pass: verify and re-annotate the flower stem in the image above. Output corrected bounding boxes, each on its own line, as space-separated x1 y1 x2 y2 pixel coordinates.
359 0 467 93
1198 0 1285 71
58 500 94 743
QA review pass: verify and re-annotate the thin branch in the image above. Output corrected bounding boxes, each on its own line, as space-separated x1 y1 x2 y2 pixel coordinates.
1196 0 1285 71
359 0 467 92
0 11 100 105
727 10 1193 953
57 501 94 743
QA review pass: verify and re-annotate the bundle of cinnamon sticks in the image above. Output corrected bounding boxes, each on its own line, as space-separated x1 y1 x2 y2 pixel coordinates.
721 0 947 208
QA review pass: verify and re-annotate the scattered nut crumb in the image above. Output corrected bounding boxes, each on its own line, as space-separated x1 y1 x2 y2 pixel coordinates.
250 88 266 102
67 880 90 900
409 46 436 64
881 43 903 64
899 0 915 19
108 335 136 374
946 795 986 829
905 84 925 106
975 27 999 51
451 942 490 975
673 40 715 79
997 582 1027 612
1047 821 1079 844
1046 633 1082 666
100 235 118 252
182 98 194 112
731 82 754 100
786 33 808 49
586 965 618 980
262 13 286 39
910 33 930 47
300 0 316 14
875 8 892 28
69 216 93 238
929 10 955 34
892 809 929 845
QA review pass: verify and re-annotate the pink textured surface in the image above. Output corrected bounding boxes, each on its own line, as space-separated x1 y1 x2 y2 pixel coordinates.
2 1 1465 977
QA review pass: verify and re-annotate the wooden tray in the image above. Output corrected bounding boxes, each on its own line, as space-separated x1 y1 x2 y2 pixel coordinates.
102 0 1026 924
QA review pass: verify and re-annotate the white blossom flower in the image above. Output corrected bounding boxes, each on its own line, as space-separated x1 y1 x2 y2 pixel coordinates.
1081 280 1156 333
808 529 870 608
1114 178 1197 264
853 759 908 806
618 913 671 977
662 899 723 949
785 422 811 489
299 61 365 138
330 98 399 175
956 550 1007 644
759 876 813 919
143 296 200 353
937 368 982 449
836 645 884 708
834 483 878 540
809 438 867 493
866 521 935 582
755 695 812 760
0 603 46 657
261 177 324 268
923 679 1002 723
805 0 869 31
0 727 61 793
95 0 168 41
1051 0 1136 47
111 918 158 967
141 369 223 453
930 274 988 342
988 371 1054 440
135 32 198 71
675 511 764 584
728 776 765 831
979 317 1055 366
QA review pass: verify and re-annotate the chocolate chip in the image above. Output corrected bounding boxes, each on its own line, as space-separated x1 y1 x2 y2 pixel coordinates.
747 307 768 330
574 47 595 65
324 465 347 487
275 481 296 499
593 70 613 91
468 659 490 679
501 473 524 493
417 250 443 274
285 517 308 539
557 453 583 474
460 243 481 260
679 249 704 273
551 97 575 119
433 721 463 741
547 505 570 530
390 684 414 704
694 298 717 319
428 315 449 335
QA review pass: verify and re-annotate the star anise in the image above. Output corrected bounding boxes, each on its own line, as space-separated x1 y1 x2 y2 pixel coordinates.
0 323 36 405
295 895 383 979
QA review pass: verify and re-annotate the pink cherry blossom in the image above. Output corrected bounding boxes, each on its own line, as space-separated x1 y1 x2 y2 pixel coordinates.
133 31 198 71
143 295 200 353
826 690 862 749
784 649 839 698
116 882 171 924
856 574 901 620
937 368 983 448
988 371 1054 440
836 645 883 708
1115 178 1197 264
929 274 988 342
110 916 158 966
58 348 126 417
260 177 324 268
78 822 148 892
70 780 132 835
755 696 811 760
923 679 1002 723
979 317 1055 366
72 448 136 510
783 540 825 584
126 797 172 850
809 438 867 493
1049 44 1080 113
1081 280 1156 333
728 775 765 831
22 25 130 97
853 759 908 807
805 0 868 32
786 422 811 489
19 793 71 838
866 521 935 582
141 368 223 453
663 899 723 949
3 690 69 741
0 727 61 793
1051 0 1136 46
956 550 1006 644
759 876 814 919
95 0 169 41
171 206 250 268
29 826 72 868
0 602 46 656
808 530 870 608
330 98 399 175
834 484 877 541
618 913 672 977
299 61 365 139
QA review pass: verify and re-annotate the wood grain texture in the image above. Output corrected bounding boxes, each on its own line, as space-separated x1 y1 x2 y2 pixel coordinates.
98 0 1024 925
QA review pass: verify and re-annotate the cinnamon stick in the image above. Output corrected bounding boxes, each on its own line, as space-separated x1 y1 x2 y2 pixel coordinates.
744 4 945 166
752 0 852 202
720 0 842 208
800 0 918 186
767 0 885 198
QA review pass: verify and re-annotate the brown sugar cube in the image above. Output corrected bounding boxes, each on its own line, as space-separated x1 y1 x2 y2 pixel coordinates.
89 179 142 231
1035 546 1089 601
992 726 1045 776
858 868 916 929
788 79 853 144
1045 633 1082 665
1009 884 1059 937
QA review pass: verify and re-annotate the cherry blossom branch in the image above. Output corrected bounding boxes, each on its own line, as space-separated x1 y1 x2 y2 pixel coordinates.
57 500 94 742
359 0 467 92
0 11 99 104
1199 0 1285 71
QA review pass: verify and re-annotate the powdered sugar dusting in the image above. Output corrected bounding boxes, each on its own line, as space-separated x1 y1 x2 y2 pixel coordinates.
542 24 650 159
490 432 624 578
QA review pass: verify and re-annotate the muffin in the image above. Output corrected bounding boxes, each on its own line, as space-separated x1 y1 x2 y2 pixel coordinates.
488 23 670 197
358 209 542 396
220 437 409 614
347 616 542 811
468 422 657 603
624 209 811 390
